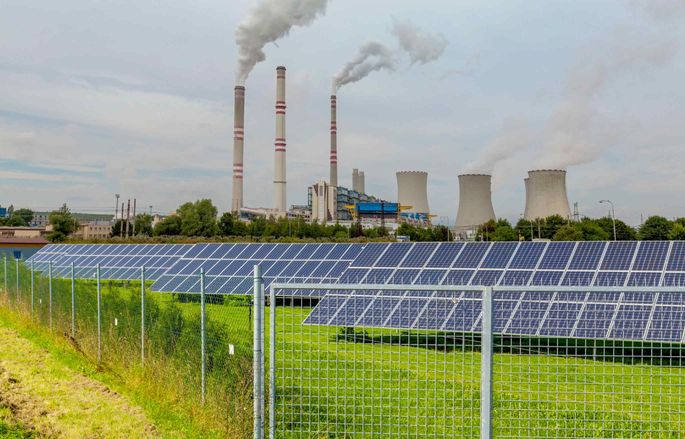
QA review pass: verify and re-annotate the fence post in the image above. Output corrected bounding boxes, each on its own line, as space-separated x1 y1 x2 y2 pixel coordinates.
15 258 19 306
269 284 275 439
48 261 53 331
481 286 494 439
200 267 206 404
141 266 145 366
4 256 7 298
71 262 75 338
30 259 34 317
97 264 101 363
253 264 264 439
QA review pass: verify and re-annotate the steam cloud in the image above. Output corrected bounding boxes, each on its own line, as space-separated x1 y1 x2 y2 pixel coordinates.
235 0 329 84
333 20 448 92
332 42 397 92
537 1 684 169
463 118 532 174
391 20 448 65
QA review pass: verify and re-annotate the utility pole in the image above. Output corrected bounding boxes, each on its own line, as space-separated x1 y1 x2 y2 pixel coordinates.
125 199 131 238
149 205 153 216
132 198 137 236
599 200 617 240
120 203 125 238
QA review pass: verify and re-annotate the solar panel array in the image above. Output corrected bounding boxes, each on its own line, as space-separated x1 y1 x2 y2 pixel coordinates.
151 243 361 294
27 244 191 280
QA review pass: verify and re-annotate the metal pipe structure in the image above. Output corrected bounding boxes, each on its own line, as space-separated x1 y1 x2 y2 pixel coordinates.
481 286 493 439
232 85 246 212
273 66 287 214
253 265 264 439
141 266 146 366
330 95 338 188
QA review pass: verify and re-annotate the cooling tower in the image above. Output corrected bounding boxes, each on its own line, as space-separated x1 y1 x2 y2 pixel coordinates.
352 168 360 192
523 177 530 219
231 85 245 212
273 66 287 213
359 171 365 194
523 169 571 220
330 95 338 188
455 174 496 230
396 171 430 214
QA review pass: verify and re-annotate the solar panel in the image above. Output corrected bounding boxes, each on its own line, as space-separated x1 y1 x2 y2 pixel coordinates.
480 242 517 269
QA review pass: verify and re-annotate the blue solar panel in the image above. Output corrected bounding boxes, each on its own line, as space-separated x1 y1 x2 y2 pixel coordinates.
470 270 503 286
633 241 670 271
538 302 583 337
414 298 456 330
414 269 447 285
507 242 546 269
530 271 563 286
627 272 661 287
357 297 401 327
601 241 637 270
364 268 394 284
481 242 518 269
389 269 420 284
454 242 490 268
352 243 390 267
400 242 438 268
442 270 474 286
507 301 549 335
425 243 463 268
538 242 575 270
666 241 685 271
609 305 651 340
561 271 594 287
443 300 481 332
646 306 685 342
375 243 412 267
568 241 606 270
574 303 617 338
594 271 627 287
385 298 427 328
499 270 533 286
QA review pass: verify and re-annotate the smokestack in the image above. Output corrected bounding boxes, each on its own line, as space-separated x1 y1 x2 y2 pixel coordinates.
352 168 359 192
396 171 429 214
359 171 365 194
524 169 571 220
330 95 338 188
273 66 287 213
523 177 530 220
455 174 496 231
231 86 246 212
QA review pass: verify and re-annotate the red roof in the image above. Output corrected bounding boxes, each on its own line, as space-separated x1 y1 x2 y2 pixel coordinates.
0 237 50 245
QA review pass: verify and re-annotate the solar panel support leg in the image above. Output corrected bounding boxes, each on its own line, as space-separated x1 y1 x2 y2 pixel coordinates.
481 286 493 439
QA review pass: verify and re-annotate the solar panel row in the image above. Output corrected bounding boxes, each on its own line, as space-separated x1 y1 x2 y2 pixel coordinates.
304 290 685 343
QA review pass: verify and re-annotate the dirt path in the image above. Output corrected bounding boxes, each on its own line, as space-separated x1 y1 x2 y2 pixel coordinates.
0 326 157 438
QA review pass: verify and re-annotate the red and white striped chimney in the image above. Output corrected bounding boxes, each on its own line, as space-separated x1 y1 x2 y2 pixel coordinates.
231 85 245 212
330 95 338 188
273 66 287 213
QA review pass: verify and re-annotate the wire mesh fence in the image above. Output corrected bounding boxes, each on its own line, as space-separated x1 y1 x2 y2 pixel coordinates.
0 257 256 438
269 284 685 439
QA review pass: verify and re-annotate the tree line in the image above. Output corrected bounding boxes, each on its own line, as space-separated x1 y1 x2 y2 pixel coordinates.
476 215 685 241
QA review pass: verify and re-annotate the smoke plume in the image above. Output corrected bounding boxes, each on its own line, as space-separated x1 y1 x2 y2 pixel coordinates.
391 19 448 65
235 0 329 84
537 1 684 169
333 20 448 92
463 118 532 174
332 42 396 92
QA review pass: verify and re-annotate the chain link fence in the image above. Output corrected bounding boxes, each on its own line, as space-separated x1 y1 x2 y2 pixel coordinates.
0 257 255 438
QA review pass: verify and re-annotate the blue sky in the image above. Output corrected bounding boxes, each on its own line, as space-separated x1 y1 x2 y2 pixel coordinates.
1 0 684 225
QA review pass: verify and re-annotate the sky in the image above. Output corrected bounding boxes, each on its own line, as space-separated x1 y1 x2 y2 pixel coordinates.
1 0 684 225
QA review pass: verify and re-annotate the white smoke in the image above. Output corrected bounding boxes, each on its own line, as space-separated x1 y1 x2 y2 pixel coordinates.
333 20 448 92
235 0 329 84
463 118 532 174
332 42 397 92
536 0 684 169
391 19 448 65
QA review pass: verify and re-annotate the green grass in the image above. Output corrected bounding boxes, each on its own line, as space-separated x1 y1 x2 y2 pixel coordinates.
1 264 684 438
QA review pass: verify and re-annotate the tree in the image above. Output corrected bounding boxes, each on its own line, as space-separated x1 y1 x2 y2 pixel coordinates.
153 215 182 236
594 217 636 240
176 199 218 237
578 220 610 241
539 215 568 239
13 208 34 225
47 204 79 242
668 222 685 240
490 223 518 241
111 219 127 237
5 214 28 227
134 213 153 236
553 224 583 241
349 222 364 238
515 219 534 241
639 216 672 241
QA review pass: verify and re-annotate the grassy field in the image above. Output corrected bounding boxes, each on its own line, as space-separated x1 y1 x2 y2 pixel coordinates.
1 263 684 438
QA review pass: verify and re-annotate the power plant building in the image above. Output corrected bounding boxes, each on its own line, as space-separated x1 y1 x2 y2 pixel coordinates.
455 174 496 234
523 169 571 220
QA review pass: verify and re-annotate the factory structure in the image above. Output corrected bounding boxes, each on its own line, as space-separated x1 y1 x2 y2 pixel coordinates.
230 65 575 238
